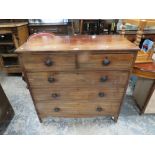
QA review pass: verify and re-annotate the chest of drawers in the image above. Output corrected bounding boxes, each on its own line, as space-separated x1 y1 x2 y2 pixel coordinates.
16 35 138 122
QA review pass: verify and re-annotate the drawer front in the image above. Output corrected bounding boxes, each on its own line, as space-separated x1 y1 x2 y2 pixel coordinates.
22 54 76 71
27 71 129 88
35 102 119 118
31 87 125 102
78 53 134 70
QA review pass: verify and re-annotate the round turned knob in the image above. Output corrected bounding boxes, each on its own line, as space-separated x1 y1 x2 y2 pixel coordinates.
100 76 108 82
98 92 105 97
48 77 55 83
102 57 110 66
51 93 60 98
54 107 60 112
44 59 53 66
96 107 103 112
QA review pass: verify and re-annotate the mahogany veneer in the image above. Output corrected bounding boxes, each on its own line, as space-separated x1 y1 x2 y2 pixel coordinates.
16 35 138 122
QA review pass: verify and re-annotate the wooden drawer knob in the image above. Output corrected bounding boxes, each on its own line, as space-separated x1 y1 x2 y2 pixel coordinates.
102 57 110 66
48 77 55 83
54 107 60 112
98 92 105 97
51 93 60 98
96 107 103 112
44 59 53 66
100 76 108 82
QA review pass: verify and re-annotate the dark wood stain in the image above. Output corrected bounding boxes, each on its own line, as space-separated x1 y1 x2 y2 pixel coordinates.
16 35 138 122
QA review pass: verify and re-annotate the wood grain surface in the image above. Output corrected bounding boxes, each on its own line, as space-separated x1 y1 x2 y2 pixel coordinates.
16 35 138 121
16 35 139 52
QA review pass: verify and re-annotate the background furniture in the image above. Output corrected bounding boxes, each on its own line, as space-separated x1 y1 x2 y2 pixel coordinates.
80 20 118 35
121 19 155 63
0 22 29 73
0 84 14 134
16 35 138 122
119 29 155 43
28 19 71 35
133 62 155 114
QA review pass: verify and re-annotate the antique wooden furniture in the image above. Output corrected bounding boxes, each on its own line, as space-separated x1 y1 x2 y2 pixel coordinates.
16 35 138 122
80 20 118 35
122 19 155 63
119 30 155 44
133 62 155 114
29 20 71 35
0 84 14 134
80 20 100 34
0 22 29 73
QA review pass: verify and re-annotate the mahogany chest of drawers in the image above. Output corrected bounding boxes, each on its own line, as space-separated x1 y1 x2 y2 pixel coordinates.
16 35 138 122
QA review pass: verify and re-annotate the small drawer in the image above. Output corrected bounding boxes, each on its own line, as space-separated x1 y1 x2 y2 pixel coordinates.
35 101 119 118
78 53 134 70
22 53 76 71
27 71 129 88
31 87 125 102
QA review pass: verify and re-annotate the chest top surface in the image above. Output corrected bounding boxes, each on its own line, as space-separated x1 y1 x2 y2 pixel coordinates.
15 35 139 53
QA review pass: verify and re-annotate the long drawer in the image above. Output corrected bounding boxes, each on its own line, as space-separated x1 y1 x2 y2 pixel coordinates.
35 101 119 118
31 87 125 102
27 71 129 88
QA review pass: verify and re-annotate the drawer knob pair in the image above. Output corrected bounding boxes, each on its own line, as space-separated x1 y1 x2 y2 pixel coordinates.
96 107 103 112
44 59 53 66
100 76 108 82
54 107 60 112
98 92 105 97
102 57 110 66
48 77 55 83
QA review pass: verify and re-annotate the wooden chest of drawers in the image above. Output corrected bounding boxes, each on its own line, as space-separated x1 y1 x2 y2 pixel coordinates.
16 35 138 122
